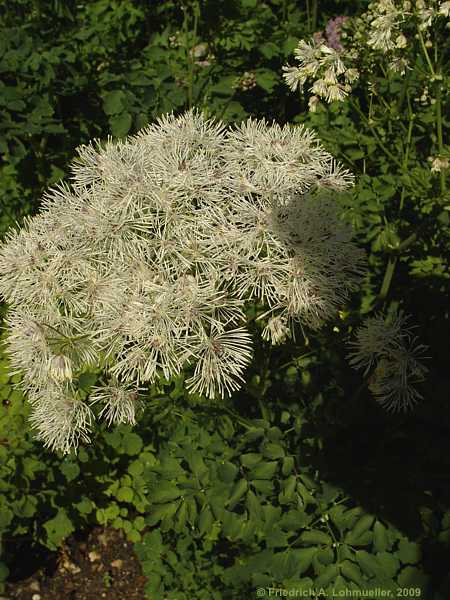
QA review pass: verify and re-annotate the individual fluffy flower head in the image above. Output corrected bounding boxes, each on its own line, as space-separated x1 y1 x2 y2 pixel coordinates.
347 309 429 412
366 0 409 52
0 109 364 453
282 34 358 110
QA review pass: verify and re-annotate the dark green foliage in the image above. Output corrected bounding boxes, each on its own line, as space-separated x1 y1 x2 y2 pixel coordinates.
1 341 449 597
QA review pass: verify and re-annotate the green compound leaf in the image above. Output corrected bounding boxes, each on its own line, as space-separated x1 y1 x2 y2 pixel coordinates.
77 371 98 391
217 461 239 483
351 515 375 539
291 547 318 574
329 505 347 533
146 502 179 527
262 442 285 460
376 552 400 578
60 461 80 482
249 461 278 480
198 507 214 536
241 427 265 443
151 481 181 504
373 520 389 552
340 560 365 586
255 69 279 93
396 538 422 565
281 455 295 476
345 529 373 547
174 500 187 532
252 479 274 495
240 453 262 468
128 460 144 477
121 432 143 455
315 547 334 566
0 507 13 529
397 566 429 587
104 504 120 520
246 489 263 522
15 495 37 518
259 41 280 59
185 496 197 526
74 497 94 515
0 562 9 582
227 478 248 510
110 112 132 138
43 509 75 551
315 563 339 587
333 574 352 593
343 507 364 529
103 89 126 115
279 509 311 531
262 505 282 530
186 449 208 478
117 486 134 503
223 510 244 540
355 550 381 578
299 529 332 546
266 526 288 549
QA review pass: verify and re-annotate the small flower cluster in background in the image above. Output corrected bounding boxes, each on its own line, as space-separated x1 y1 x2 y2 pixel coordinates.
0 110 364 453
310 16 349 51
347 309 429 412
282 36 359 112
283 0 450 110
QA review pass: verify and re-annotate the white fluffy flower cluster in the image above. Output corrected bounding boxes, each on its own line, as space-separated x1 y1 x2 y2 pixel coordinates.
0 110 364 452
347 310 429 412
282 38 359 111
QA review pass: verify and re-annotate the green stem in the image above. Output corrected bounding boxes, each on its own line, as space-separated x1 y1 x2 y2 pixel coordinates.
312 0 318 33
351 98 426 191
183 1 199 109
216 90 237 122
399 187 406 212
399 108 415 212
435 83 446 195
350 100 404 172
396 70 411 115
417 30 435 77
397 232 417 252
418 30 445 194
222 405 253 430
379 256 397 301
35 320 72 341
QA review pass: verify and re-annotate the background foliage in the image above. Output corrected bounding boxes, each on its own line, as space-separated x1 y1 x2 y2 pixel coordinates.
0 0 449 598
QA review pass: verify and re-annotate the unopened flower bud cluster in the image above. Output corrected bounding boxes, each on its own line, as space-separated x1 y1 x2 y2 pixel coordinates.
0 110 364 453
428 156 450 173
233 71 257 92
189 42 215 67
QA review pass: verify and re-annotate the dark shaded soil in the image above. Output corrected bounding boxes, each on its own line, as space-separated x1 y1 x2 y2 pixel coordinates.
4 527 148 600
